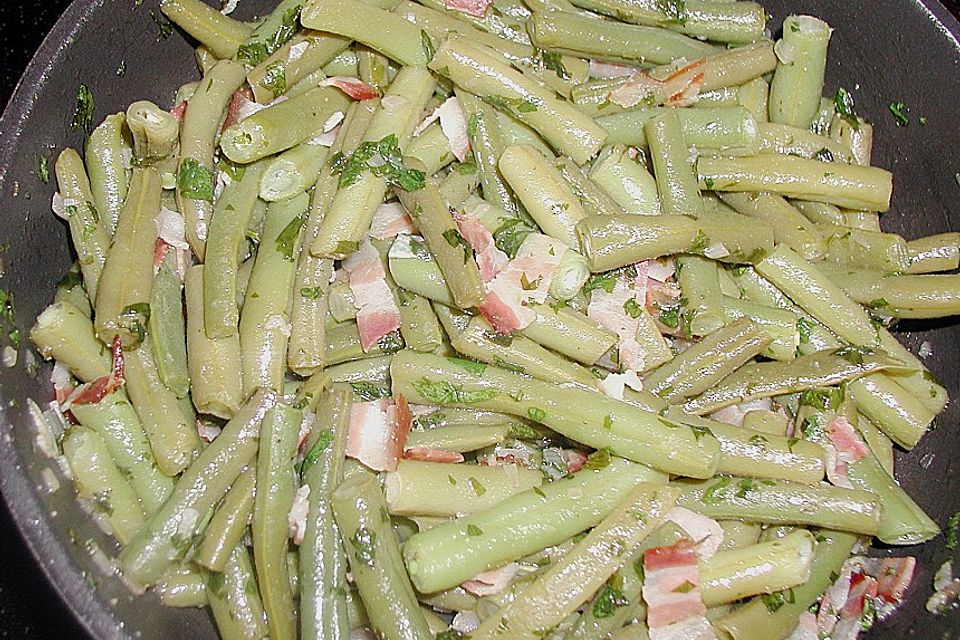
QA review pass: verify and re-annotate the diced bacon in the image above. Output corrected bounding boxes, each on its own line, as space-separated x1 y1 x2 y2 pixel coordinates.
478 289 533 334
197 420 221 443
221 87 258 132
153 238 171 273
288 484 310 545
320 77 380 100
664 507 724 560
609 59 706 109
65 336 125 406
817 560 882 640
156 205 189 250
345 397 412 472
643 540 711 633
454 212 508 283
564 449 588 473
413 97 472 162
403 447 465 463
598 370 644 400
824 416 869 488
588 276 646 372
872 557 916 605
461 563 520 597
650 616 717 640
50 361 74 405
589 59 637 79
343 239 402 351
370 202 417 240
445 0 491 18
787 612 820 640
169 101 187 121
710 397 773 427
645 258 676 283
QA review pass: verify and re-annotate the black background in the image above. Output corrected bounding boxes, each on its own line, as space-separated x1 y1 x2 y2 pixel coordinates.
1 0 960 638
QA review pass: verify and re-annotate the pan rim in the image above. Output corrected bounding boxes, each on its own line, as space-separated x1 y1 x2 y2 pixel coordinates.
0 1 958 639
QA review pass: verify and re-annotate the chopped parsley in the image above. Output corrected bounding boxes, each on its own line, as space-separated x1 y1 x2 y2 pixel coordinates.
412 378 499 405
300 430 335 475
36 155 50 184
300 286 325 299
760 588 795 613
592 576 628 618
888 101 909 127
702 477 731 504
447 357 486 375
584 448 613 470
335 134 425 192
259 61 287 97
656 0 688 24
527 406 547 421
350 382 391 401
623 298 643 319
946 511 960 551
71 85 95 133
537 48 569 80
468 477 486 496
833 87 860 130
482 94 539 114
275 212 307 260
350 526 377 567
466 524 484 536
492 217 532 259
119 302 151 345
442 228 472 264
177 158 215 201
420 30 436 61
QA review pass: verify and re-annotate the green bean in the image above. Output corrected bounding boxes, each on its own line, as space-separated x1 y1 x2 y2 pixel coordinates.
576 212 774 272
392 350 720 476
664 410 825 484
694 86 740 108
598 106 759 154
54 149 111 301
327 283 358 323
402 457 663 593
240 193 309 395
791 199 881 231
856 414 895 475
54 264 92 317
550 248 592 301
429 35 607 164
311 68 435 258
62 426 145 544
645 318 771 402
471 484 679 640
413 0 533 46
396 290 444 353
701 530 816 607
768 15 832 128
159 0 253 58
646 110 704 215
742 411 789 436
398 182 487 307
406 124 455 176
757 122 852 163
94 168 160 347
260 141 330 202
848 374 935 450
495 110 555 160
247 32 349 103
530 10 715 65
156 566 208 608
719 192 826 261
589 145 661 215
206 545 270 640
556 155 624 217
30 301 110 382
406 424 510 452
831 115 873 166
821 267 960 318
332 471 433 640
326 321 403 366
521 302 617 365
125 344 200 476
149 254 190 398
85 113 128 233
120 389 276 588
566 0 765 42
682 347 908 415
754 246 947 413
677 255 726 336
499 144 587 246
302 0 428 66
439 161 482 207
197 469 256 572
185 266 243 418
714 531 857 640
722 296 798 361
385 460 543 517
221 86 352 164
253 404 301 640
323 357 392 386
697 155 893 212
907 232 960 273
675 478 880 535
818 223 910 273
70 391 174 514
738 77 769 123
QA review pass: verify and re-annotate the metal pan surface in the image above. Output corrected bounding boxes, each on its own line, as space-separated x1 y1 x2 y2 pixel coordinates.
0 0 958 637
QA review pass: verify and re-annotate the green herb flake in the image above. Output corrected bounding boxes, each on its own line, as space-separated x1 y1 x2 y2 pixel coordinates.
300 286 325 299
868 297 890 309
71 85 95 133
799 387 843 412
527 406 546 421
468 477 487 496
656 0 688 24
412 377 499 405
336 134 425 191
420 30 436 61
300 430 335 475
834 88 860 130
350 382 391 401
603 414 613 430
592 577 628 618
533 485 546 498
623 298 643 319
448 474 457 486
761 588 795 613
704 177 715 189
36 155 50 184
275 212 307 260
335 240 360 256
702 477 731 504
466 524 484 536
177 158 215 202
888 101 909 127
492 218 531 259
259 61 287 97
350 526 377 567
150 9 173 40
583 272 617 294
748 433 768 447
447 357 486 375
946 510 960 551
537 48 569 80
796 317 813 344
584 448 612 470
442 228 472 264
691 229 710 254
672 580 696 593
786 437 800 453
119 302 151 345
801 415 822 439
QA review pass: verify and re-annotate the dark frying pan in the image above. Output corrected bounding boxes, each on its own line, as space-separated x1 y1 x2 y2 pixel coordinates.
1 0 960 637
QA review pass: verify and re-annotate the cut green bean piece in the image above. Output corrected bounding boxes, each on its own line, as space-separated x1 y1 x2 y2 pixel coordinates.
566 0 765 42
677 255 726 336
722 296 798 361
769 15 832 128
589 145 661 215
819 223 910 273
471 484 679 640
332 471 433 640
791 199 880 231
391 350 720 476
206 545 269 640
396 290 444 353
719 192 826 261
248 32 349 103
197 469 256 573
156 566 208 608
402 457 664 593
159 0 252 59
85 113 128 233
757 122 852 163
150 254 190 398
302 0 429 66
119 389 276 588
260 140 330 202
31 301 110 382
907 232 960 273
848 374 935 450
820 267 960 319
598 106 759 153
62 426 145 545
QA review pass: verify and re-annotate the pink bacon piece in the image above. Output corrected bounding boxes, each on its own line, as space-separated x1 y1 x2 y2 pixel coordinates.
321 76 380 100
588 275 646 372
221 87 258 132
445 0 491 18
589 59 637 78
369 202 416 240
343 240 402 352
609 59 706 109
643 540 714 638
462 563 521 597
454 212 508 283
169 101 187 121
67 336 125 406
787 612 819 640
664 507 724 560
403 447 465 463
346 396 412 472
824 416 870 488
153 238 171 273
413 97 472 162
